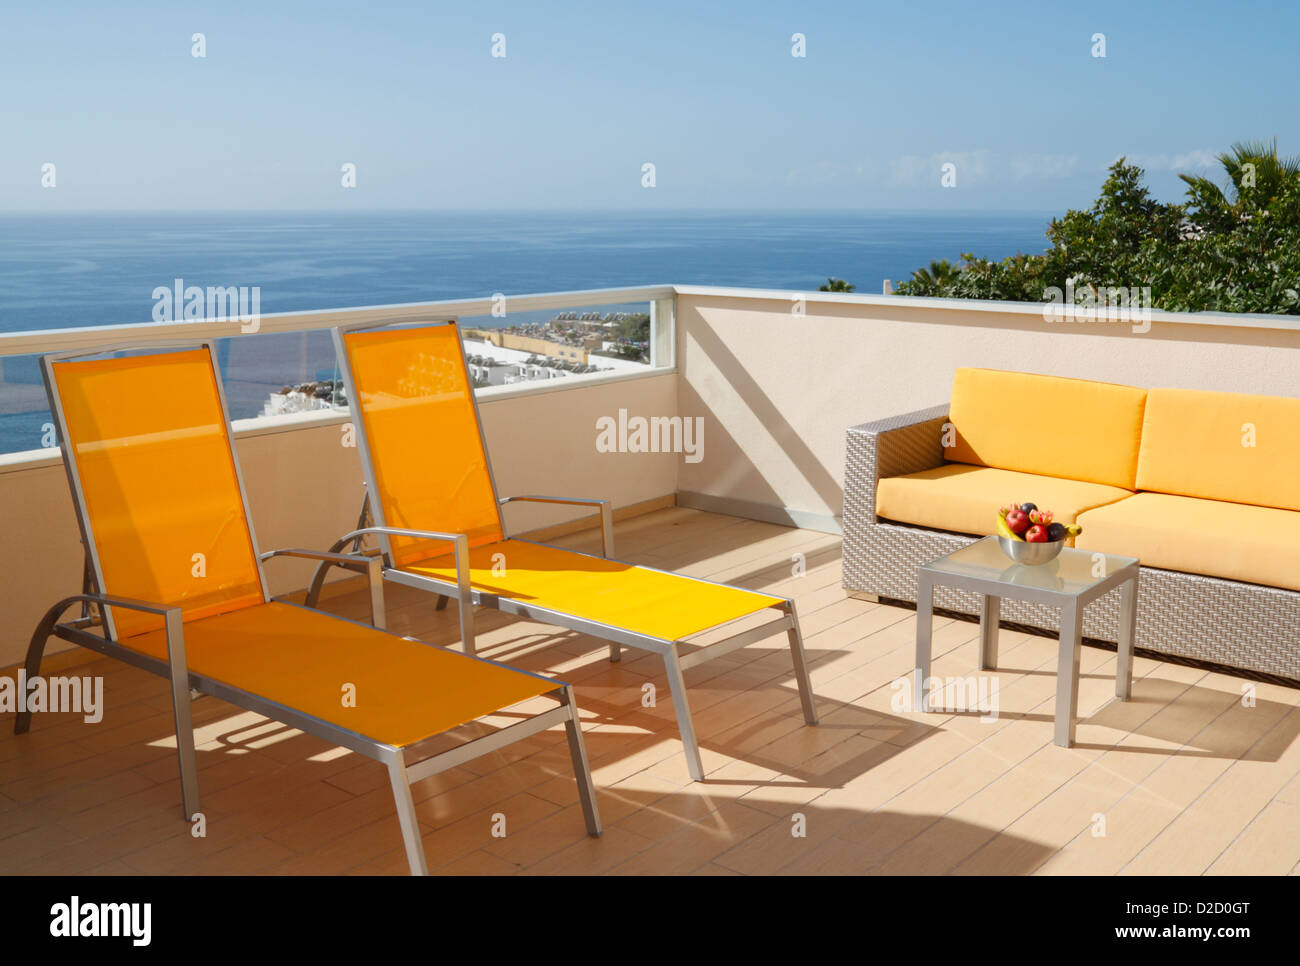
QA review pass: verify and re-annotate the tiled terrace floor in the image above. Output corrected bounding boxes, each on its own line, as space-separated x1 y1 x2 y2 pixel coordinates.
3 508 1299 875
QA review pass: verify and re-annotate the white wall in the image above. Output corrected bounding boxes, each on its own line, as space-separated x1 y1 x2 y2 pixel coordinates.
675 289 1300 527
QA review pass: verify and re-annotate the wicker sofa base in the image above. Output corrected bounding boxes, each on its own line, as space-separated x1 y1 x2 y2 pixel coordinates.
843 521 1300 683
842 412 1300 683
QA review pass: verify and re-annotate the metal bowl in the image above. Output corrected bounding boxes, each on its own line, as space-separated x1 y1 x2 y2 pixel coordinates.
997 536 1065 566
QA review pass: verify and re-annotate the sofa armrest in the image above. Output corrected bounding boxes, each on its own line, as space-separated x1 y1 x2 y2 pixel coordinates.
845 403 949 527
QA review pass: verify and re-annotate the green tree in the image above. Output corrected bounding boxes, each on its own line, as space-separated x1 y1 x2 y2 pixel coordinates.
895 260 962 296
894 141 1300 315
615 313 651 343
818 277 856 292
1180 139 1300 227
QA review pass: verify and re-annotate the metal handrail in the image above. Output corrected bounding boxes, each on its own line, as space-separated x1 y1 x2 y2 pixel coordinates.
0 284 676 358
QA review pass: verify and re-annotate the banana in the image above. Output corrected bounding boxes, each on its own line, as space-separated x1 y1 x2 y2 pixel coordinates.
996 514 1025 542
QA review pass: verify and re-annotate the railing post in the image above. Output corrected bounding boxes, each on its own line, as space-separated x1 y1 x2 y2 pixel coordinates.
650 295 675 369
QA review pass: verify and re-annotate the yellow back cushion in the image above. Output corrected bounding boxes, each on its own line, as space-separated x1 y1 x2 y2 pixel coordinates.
1136 388 1300 511
945 368 1147 489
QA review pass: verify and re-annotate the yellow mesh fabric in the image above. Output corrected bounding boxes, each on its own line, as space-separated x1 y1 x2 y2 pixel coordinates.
406 540 783 641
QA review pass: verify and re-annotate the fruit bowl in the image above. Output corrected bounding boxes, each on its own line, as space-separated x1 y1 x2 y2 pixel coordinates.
994 501 1080 566
997 535 1065 565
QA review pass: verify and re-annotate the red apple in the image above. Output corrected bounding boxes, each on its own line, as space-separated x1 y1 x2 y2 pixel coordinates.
1025 524 1049 543
1005 509 1031 534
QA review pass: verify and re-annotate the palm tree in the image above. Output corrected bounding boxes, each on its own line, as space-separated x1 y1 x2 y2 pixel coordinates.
818 277 856 292
909 259 961 291
1179 139 1300 209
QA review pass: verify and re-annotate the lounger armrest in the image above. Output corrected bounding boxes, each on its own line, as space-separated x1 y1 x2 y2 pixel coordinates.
327 525 476 649
335 525 474 596
69 591 180 618
845 403 950 527
260 547 379 571
261 549 386 629
338 526 471 550
59 592 190 681
498 495 615 558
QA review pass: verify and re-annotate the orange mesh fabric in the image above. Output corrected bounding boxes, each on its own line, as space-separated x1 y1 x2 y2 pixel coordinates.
51 349 264 638
119 602 557 747
343 323 503 564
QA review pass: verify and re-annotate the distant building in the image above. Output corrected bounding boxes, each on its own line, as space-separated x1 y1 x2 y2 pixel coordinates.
465 327 596 365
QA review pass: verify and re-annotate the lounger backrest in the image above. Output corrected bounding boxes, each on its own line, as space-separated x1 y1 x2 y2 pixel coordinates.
338 322 504 566
46 347 267 639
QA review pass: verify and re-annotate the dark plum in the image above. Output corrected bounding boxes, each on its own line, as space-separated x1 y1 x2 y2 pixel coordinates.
1019 502 1038 514
1047 522 1067 542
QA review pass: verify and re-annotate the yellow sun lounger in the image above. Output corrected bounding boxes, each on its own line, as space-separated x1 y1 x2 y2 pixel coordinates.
306 320 819 780
18 342 600 875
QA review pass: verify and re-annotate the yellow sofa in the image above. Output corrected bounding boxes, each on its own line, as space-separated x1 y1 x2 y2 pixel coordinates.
844 368 1300 680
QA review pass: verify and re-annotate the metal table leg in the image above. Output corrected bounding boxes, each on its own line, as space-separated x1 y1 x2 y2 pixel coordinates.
979 593 1000 670
1116 573 1138 700
1054 599 1084 747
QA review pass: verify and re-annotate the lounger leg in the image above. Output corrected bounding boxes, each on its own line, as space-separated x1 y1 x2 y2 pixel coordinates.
559 685 602 836
434 594 449 611
163 611 201 823
597 520 618 664
14 603 60 734
784 602 819 726
451 540 476 657
304 563 329 611
387 759 429 876
662 651 705 781
307 496 373 610
365 557 387 631
456 599 476 657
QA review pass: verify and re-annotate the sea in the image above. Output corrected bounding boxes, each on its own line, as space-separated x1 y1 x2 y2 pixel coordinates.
0 210 1052 453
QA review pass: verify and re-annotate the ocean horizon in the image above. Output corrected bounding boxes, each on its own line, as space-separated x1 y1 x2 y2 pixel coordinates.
0 209 1053 453
0 210 1054 332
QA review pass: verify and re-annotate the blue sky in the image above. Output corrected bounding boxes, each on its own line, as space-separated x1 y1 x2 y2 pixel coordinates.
2 0 1296 211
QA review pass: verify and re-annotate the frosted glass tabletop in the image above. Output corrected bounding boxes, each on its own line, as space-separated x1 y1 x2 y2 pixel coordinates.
920 536 1138 600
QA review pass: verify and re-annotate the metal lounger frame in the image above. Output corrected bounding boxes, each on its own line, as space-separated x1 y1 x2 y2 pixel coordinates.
307 318 820 781
17 340 601 875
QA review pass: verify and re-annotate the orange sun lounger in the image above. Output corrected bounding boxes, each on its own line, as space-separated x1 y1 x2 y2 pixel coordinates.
306 320 819 781
18 342 600 874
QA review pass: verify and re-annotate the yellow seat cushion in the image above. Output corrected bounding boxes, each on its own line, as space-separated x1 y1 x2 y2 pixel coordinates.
944 368 1148 489
121 602 555 748
403 539 782 642
875 464 1133 536
1136 388 1300 512
1075 493 1300 592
